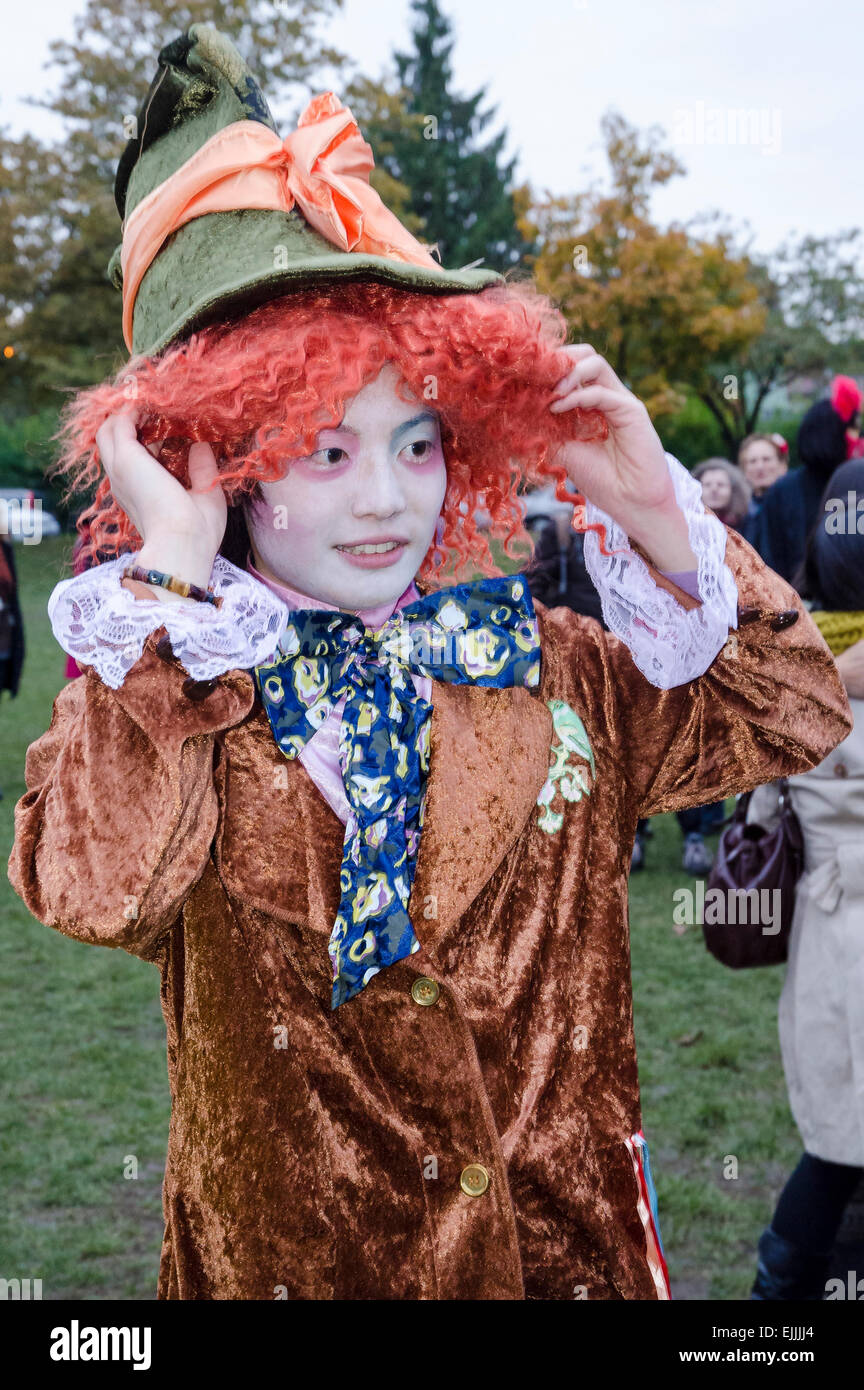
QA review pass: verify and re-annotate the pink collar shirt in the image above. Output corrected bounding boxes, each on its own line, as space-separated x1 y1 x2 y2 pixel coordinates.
247 554 433 826
246 555 700 825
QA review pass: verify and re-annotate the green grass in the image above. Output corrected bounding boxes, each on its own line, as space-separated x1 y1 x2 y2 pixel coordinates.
628 823 798 1299
0 537 798 1299
0 537 169 1300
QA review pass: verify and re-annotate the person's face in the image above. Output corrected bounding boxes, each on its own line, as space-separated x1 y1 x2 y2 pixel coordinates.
699 468 733 511
246 363 448 612
740 442 786 495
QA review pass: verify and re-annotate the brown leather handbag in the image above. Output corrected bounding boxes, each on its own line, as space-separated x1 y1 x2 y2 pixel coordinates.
702 780 805 968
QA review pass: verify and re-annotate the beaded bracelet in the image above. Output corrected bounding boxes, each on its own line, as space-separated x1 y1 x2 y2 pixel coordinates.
122 563 223 608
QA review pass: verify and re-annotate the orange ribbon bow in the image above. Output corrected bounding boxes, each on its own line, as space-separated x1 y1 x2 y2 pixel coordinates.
120 92 445 351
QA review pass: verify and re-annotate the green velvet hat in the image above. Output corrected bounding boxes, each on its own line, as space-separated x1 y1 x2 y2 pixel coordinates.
108 22 504 358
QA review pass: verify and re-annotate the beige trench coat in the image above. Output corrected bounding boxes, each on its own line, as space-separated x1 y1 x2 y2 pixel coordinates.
747 696 864 1165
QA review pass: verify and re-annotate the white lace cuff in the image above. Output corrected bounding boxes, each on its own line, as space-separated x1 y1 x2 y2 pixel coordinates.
48 554 288 690
581 451 739 689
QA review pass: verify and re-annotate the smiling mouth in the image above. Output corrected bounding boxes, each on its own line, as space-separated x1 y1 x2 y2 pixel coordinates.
335 541 408 554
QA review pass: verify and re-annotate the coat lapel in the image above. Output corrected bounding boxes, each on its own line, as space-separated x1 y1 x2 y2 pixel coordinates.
216 572 554 1003
407 679 553 954
216 679 553 975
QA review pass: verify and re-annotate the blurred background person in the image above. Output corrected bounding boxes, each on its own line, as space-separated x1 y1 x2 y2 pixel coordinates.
0 535 25 801
830 375 864 460
771 432 790 463
758 381 856 587
520 510 605 621
748 457 864 1300
737 434 789 549
0 537 24 702
692 457 753 531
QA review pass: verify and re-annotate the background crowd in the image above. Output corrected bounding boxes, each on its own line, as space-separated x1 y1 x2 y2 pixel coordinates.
525 372 864 1299
2 0 863 1306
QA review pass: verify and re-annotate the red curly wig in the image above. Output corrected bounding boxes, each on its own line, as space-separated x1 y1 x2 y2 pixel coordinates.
52 277 618 582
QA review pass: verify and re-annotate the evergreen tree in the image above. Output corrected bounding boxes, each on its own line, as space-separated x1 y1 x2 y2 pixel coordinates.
367 0 533 272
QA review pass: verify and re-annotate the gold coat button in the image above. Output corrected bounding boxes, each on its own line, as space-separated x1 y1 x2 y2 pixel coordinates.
460 1163 490 1196
411 976 440 1006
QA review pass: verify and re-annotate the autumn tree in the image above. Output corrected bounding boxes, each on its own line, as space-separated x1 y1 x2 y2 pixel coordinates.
700 230 864 448
357 0 533 273
524 112 765 438
0 0 347 413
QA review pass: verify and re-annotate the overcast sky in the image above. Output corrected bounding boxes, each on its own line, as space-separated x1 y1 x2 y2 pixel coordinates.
2 0 862 262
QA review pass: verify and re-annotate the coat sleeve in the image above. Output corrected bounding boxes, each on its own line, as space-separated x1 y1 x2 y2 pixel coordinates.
535 525 853 823
6 633 257 961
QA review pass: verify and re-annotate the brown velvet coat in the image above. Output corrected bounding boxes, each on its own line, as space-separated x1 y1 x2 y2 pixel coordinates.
7 528 853 1300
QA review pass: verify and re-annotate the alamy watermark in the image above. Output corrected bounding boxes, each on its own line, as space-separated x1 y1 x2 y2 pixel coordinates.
49 1320 151 1370
671 102 782 157
823 491 864 534
673 883 783 934
0 1276 42 1299
279 614 510 671
0 497 43 544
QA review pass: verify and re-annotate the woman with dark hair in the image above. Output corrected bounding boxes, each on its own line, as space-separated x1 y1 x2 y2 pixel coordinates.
748 457 864 1300
757 396 851 586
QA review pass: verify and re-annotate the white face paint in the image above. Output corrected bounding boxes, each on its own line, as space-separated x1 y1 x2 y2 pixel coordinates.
246 364 447 612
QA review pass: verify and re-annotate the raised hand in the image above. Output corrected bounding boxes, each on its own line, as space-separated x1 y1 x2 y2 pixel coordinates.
548 345 697 571
95 410 227 595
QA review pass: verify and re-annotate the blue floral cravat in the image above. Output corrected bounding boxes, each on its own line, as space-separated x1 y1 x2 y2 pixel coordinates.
253 574 542 1010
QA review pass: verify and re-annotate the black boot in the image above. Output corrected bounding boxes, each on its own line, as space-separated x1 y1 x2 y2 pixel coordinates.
750 1225 831 1300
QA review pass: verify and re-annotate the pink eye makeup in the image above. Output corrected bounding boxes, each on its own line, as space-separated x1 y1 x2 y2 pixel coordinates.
399 436 440 464
300 411 443 473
